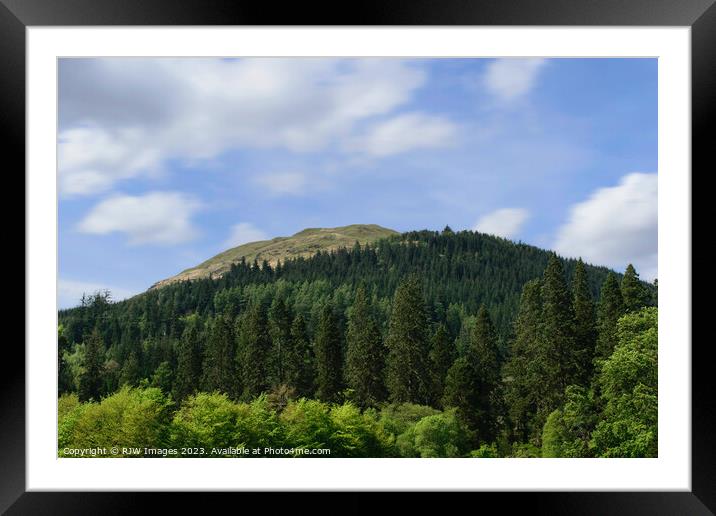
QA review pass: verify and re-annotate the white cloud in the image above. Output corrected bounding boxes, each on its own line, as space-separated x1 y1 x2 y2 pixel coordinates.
474 208 529 239
554 173 658 280
58 278 138 309
484 58 546 102
78 191 202 245
59 58 430 196
253 172 307 196
345 112 458 157
222 222 269 249
58 127 163 196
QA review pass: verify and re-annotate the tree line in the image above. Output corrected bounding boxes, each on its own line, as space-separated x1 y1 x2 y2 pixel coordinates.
58 230 657 456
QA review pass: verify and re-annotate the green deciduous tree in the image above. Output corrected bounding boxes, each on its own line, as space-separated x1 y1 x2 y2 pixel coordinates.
541 385 597 457
397 409 469 458
60 386 172 456
590 307 658 457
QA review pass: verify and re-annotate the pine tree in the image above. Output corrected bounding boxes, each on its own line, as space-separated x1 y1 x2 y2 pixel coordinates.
202 315 237 396
78 327 105 402
595 272 625 360
572 259 597 385
540 254 577 393
172 315 202 402
442 305 501 445
268 297 293 387
503 279 544 442
314 303 343 402
429 323 455 404
150 361 174 393
385 274 432 405
346 287 386 408
119 350 140 387
289 314 314 397
621 264 649 312
238 303 271 399
58 326 73 395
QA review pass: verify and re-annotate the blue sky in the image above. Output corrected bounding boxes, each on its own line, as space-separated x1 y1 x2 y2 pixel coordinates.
58 58 657 308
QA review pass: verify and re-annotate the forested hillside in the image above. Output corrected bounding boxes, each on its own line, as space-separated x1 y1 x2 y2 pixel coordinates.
151 224 398 289
57 228 657 458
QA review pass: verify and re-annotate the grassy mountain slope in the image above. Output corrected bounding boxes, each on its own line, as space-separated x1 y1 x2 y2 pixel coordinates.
151 224 398 289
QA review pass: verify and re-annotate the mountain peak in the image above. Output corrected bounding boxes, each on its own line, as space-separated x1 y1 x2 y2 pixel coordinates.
150 224 397 290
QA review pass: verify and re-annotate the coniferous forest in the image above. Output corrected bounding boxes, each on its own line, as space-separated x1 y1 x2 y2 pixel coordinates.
57 229 657 458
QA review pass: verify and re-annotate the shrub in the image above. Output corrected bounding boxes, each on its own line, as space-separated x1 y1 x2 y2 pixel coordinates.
61 386 171 456
328 403 392 457
396 409 469 458
280 398 335 454
171 391 244 453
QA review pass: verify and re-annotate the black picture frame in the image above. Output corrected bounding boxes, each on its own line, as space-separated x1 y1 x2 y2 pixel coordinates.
5 0 711 513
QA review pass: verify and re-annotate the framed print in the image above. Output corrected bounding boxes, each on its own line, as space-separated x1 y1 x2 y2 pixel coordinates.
5 0 713 512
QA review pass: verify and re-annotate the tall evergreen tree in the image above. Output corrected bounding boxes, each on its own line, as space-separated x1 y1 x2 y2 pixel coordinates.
119 350 140 387
58 326 73 395
172 315 203 402
621 264 649 312
442 305 501 445
346 287 386 408
572 259 597 385
385 274 432 405
289 314 314 397
503 279 544 441
150 361 174 393
78 327 104 402
595 272 625 360
429 323 455 404
314 303 343 402
268 297 293 386
238 303 271 399
202 315 237 396
540 254 577 393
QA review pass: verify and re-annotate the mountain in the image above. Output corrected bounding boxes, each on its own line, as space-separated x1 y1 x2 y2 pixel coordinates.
151 224 398 289
60 227 650 348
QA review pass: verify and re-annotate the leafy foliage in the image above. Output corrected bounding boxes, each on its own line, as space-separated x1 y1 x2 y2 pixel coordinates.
590 308 658 457
59 386 172 456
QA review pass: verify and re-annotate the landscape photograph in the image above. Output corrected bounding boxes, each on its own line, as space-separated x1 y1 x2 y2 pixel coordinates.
57 57 658 459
